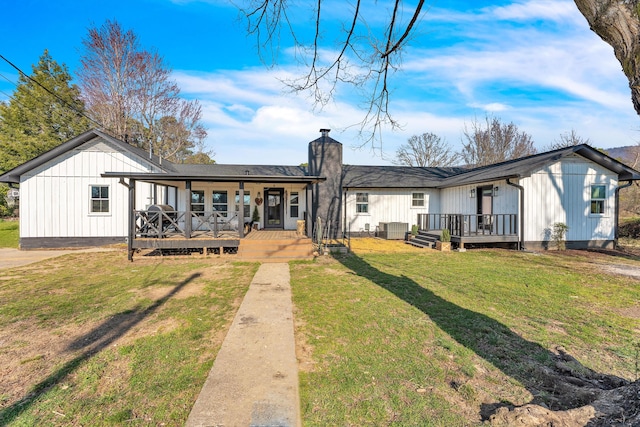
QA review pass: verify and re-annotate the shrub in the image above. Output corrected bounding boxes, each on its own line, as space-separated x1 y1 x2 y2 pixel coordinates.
441 228 451 242
551 222 569 250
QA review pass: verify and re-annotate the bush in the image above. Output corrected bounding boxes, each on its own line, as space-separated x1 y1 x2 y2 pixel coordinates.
441 228 451 242
551 222 569 250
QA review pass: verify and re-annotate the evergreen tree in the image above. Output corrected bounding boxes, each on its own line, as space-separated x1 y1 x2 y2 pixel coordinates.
0 50 91 174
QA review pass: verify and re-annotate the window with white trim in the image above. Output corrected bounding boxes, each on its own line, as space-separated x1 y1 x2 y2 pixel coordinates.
590 185 606 214
90 185 109 213
191 190 205 216
356 192 369 213
290 192 299 218
412 192 425 207
235 190 251 218
212 190 228 217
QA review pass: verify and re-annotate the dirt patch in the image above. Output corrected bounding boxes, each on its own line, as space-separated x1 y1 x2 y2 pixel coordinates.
486 346 640 426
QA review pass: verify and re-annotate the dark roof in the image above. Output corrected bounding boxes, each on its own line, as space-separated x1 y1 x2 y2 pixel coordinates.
342 165 465 188
0 129 170 184
439 144 640 187
169 163 308 177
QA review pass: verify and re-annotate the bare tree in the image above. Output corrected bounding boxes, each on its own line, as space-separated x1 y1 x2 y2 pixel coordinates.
460 116 536 167
77 20 207 161
545 129 591 151
394 132 459 167
238 0 428 148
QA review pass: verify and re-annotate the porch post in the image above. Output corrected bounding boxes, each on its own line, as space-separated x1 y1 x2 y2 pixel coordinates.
185 180 192 238
128 179 136 261
238 181 245 238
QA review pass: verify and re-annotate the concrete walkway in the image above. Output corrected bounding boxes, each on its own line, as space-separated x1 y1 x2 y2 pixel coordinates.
0 247 115 269
186 263 301 427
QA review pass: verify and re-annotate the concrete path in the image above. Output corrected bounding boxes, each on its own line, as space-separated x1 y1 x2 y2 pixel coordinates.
186 263 301 427
0 247 115 270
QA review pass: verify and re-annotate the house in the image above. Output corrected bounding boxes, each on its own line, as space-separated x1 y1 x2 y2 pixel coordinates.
1 128 639 257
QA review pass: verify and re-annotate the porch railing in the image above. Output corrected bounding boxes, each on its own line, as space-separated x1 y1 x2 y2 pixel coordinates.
417 213 518 237
135 209 240 239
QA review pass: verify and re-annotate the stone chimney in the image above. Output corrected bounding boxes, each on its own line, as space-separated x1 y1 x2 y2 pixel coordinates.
308 129 343 238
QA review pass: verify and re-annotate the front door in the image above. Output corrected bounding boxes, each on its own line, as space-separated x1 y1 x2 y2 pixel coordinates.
264 188 284 229
477 186 493 231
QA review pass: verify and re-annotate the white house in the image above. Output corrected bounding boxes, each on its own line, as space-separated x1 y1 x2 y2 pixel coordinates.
1 128 638 255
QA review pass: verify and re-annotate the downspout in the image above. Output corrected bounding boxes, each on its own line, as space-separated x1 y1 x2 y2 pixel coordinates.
343 188 348 238
506 178 525 251
614 180 633 248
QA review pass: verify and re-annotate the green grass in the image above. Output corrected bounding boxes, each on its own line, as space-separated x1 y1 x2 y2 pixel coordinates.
0 252 258 426
0 219 18 248
291 248 640 426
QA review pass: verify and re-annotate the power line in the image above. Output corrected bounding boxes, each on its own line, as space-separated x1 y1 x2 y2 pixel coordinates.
0 53 105 129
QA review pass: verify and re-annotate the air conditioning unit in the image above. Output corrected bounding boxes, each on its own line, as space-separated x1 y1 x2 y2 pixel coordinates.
378 222 408 240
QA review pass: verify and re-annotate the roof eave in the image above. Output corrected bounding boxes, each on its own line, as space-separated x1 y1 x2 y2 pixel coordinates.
101 172 325 184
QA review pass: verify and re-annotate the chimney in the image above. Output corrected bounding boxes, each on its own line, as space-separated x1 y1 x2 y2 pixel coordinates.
320 128 331 138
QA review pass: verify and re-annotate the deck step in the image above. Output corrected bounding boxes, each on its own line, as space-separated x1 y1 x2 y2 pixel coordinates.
237 238 314 261
406 230 441 249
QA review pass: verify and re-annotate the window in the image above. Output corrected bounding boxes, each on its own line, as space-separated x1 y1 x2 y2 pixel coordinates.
212 191 228 216
412 192 425 207
90 185 109 213
290 192 299 218
356 192 368 213
235 190 250 218
591 185 606 214
191 190 205 215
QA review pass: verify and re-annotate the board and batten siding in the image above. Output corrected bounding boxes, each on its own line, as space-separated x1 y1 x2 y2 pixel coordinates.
440 182 519 216
19 137 157 239
344 188 439 233
521 154 617 244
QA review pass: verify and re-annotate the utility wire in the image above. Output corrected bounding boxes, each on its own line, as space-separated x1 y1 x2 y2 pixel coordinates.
0 53 105 129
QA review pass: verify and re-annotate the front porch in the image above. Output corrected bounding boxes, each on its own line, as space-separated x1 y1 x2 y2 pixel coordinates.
130 208 312 260
413 213 520 248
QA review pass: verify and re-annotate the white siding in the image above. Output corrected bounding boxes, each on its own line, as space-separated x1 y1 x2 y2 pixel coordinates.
174 183 308 230
344 188 439 233
521 154 617 243
440 182 519 215
19 137 156 238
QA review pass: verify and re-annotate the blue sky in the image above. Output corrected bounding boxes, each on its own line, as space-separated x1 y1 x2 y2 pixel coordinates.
0 0 638 165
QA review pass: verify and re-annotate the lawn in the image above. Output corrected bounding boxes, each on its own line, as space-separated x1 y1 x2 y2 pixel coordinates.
291 241 640 426
1 241 639 426
0 251 258 426
0 219 18 248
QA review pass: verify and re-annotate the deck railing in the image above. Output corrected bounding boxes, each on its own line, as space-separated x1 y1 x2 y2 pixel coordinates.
417 213 518 237
135 210 240 239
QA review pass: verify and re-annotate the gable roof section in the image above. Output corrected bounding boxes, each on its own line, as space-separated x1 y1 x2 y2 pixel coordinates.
0 129 170 184
342 165 465 188
439 144 640 188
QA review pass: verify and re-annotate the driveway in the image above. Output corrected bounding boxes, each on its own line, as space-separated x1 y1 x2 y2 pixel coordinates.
0 248 115 269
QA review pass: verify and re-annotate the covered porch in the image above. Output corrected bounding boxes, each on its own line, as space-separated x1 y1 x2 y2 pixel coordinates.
415 213 520 248
101 171 324 260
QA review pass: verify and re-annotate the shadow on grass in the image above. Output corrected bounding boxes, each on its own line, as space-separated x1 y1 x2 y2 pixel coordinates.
336 253 626 421
0 272 201 424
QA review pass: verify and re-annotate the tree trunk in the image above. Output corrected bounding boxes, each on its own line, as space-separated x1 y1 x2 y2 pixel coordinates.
574 0 640 115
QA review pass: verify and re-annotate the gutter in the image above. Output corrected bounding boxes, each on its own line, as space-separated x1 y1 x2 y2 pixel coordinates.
506 178 525 250
614 180 634 248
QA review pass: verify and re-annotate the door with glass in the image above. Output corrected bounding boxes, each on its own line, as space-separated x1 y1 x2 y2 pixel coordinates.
264 188 284 229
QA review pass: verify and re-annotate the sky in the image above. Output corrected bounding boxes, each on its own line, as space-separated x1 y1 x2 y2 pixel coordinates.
0 0 638 166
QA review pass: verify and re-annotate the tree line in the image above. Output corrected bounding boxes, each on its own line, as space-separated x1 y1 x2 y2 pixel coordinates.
393 116 590 168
